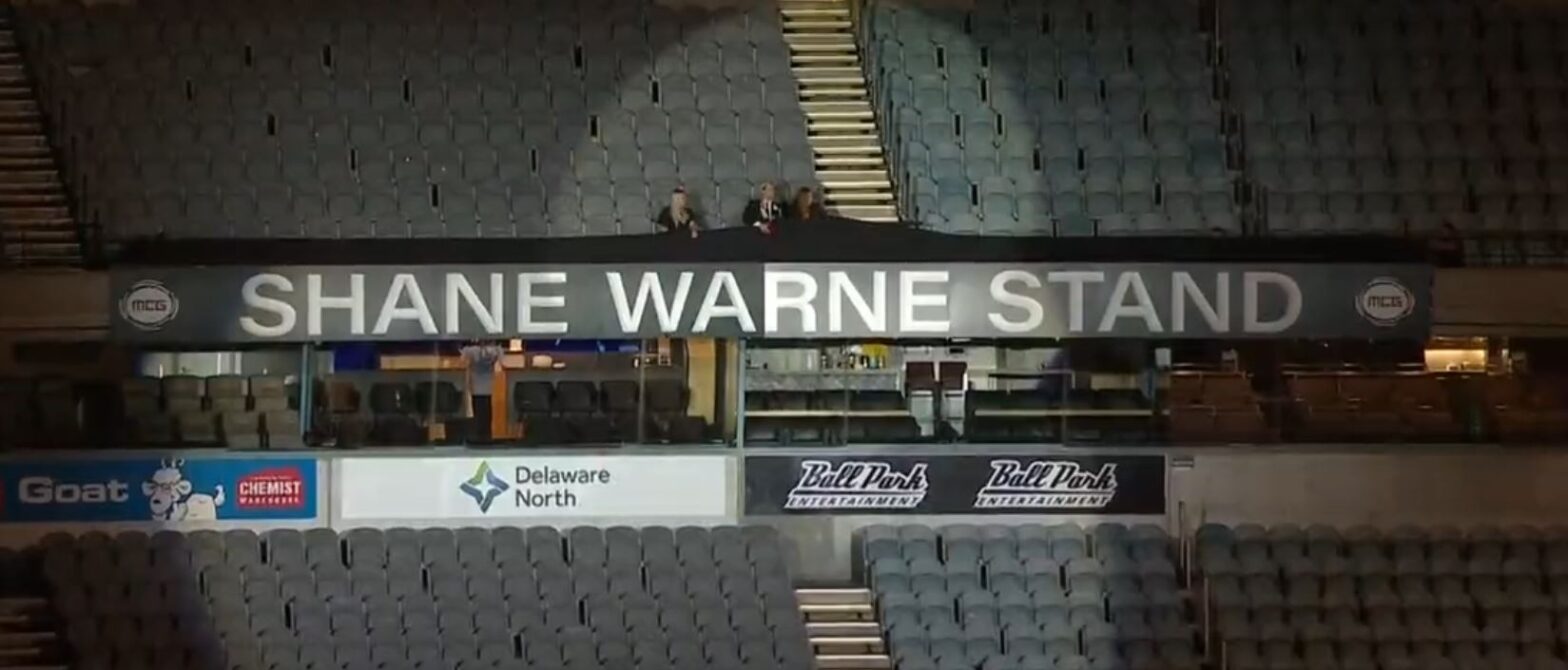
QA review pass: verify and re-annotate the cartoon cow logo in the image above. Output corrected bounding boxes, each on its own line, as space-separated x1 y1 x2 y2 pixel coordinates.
143 459 226 521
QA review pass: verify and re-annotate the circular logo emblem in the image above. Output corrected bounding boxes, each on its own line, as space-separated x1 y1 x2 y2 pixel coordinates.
1356 277 1415 327
119 280 179 331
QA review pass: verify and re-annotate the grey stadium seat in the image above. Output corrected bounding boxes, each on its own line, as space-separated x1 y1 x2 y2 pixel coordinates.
38 525 812 670
20 0 811 241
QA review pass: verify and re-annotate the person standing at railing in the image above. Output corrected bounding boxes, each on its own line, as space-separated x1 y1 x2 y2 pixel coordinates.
460 340 506 443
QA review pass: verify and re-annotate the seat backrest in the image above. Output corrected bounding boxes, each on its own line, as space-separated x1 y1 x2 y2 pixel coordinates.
555 381 598 413
1288 375 1339 405
207 375 249 412
1393 376 1447 410
1527 378 1566 409
645 379 688 414
514 381 554 413
1203 374 1257 408
163 375 205 413
1167 374 1205 406
122 377 162 414
600 380 640 413
369 383 413 414
413 381 463 415
1340 374 1395 408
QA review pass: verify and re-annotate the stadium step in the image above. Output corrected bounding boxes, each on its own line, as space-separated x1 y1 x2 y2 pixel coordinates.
0 143 46 157
0 121 43 135
808 621 884 637
0 181 62 195
798 588 893 670
0 194 65 209
814 142 881 156
782 0 899 222
826 191 894 203
831 204 899 221
0 168 57 184
0 9 81 267
820 174 891 190
787 42 857 55
794 73 865 86
801 101 874 121
0 156 49 169
782 6 850 20
793 66 861 78
2 228 74 243
0 206 65 221
0 598 68 669
797 87 867 100
790 53 859 66
808 121 878 135
815 155 884 167
784 19 852 32
783 33 855 45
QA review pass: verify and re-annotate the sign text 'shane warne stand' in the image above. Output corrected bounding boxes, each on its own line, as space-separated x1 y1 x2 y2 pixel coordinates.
113 262 1429 341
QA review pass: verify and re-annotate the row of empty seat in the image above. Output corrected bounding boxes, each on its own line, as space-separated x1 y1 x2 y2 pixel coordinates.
868 0 1240 236
860 522 1568 670
1199 523 1568 670
22 0 1568 240
862 0 1568 238
12 372 1568 449
35 524 811 670
19 0 818 239
864 523 1199 670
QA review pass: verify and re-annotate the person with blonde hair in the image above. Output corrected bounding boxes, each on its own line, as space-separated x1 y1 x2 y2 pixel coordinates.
655 186 701 238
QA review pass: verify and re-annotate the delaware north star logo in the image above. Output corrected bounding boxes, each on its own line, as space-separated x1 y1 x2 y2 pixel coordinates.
459 461 509 513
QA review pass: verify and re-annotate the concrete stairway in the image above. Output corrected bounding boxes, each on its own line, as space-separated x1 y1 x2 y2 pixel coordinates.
779 0 898 223
0 8 77 266
0 598 66 670
796 588 892 670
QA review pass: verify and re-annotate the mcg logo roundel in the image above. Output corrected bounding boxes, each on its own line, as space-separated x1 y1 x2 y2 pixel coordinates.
1356 277 1415 327
119 280 180 331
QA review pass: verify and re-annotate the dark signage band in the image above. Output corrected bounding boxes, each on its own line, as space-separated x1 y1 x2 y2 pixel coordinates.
111 262 1431 342
743 454 1166 516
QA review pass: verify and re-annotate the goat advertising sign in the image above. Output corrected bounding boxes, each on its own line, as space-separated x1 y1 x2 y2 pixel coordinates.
743 453 1166 516
0 457 318 523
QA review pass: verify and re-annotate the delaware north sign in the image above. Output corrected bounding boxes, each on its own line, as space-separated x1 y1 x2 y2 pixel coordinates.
110 263 1430 342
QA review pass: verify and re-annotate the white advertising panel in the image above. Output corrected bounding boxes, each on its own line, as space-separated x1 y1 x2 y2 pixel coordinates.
337 456 730 522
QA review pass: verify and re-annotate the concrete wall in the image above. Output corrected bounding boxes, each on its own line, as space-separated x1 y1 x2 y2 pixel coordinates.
1434 268 1568 335
1171 447 1568 529
0 270 106 334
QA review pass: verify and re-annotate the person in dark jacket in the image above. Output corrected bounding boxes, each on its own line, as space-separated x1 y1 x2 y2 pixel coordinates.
741 181 782 234
790 186 827 222
655 187 700 238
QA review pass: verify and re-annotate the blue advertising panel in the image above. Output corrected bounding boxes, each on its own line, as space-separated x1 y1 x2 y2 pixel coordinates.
0 457 318 523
